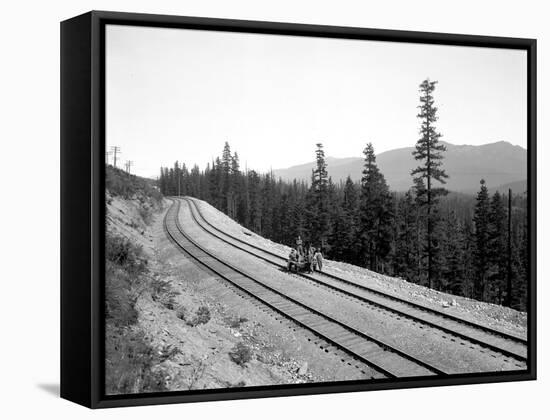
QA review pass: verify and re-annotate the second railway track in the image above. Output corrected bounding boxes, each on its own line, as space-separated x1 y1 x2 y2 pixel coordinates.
164 198 448 378
182 196 528 366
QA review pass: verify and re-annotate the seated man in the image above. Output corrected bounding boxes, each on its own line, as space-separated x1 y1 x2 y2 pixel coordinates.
287 248 298 271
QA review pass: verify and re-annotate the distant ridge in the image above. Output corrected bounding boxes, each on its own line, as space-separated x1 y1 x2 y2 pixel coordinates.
488 179 527 195
273 141 527 193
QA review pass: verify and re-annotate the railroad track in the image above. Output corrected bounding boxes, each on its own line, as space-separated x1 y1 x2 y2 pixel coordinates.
183 196 528 366
164 198 448 379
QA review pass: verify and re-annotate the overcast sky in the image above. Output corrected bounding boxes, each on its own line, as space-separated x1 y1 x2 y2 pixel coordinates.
106 24 527 178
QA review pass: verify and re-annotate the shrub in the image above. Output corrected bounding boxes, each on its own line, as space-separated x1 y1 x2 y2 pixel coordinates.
158 344 182 362
106 164 162 204
175 306 188 321
150 277 179 310
229 380 246 388
138 203 153 225
228 316 248 328
105 233 147 275
195 306 211 324
186 306 211 327
105 263 139 327
228 342 252 367
105 327 168 395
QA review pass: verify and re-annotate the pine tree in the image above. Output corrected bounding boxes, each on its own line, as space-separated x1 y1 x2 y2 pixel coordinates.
277 192 294 245
159 167 167 195
341 177 360 263
291 182 306 243
460 219 476 299
359 143 393 272
189 164 200 198
228 152 240 218
440 211 464 294
487 191 508 304
248 170 262 233
411 78 448 288
473 179 491 301
305 143 330 249
394 191 418 281
200 163 211 201
261 173 275 237
213 157 223 209
221 142 232 213
511 195 528 311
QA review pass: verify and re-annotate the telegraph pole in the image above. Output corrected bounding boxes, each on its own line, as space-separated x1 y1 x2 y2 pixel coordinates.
506 188 513 307
125 160 133 174
110 146 121 168
105 150 112 165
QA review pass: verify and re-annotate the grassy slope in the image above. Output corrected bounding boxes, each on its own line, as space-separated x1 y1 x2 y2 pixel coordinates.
105 165 172 395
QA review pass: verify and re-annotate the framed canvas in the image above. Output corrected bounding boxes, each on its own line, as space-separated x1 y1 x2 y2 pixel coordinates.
60 11 537 408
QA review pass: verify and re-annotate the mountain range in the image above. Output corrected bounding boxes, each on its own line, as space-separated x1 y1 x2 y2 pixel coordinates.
272 141 527 193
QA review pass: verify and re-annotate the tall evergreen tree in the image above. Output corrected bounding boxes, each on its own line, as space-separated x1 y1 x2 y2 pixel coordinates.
305 143 330 249
359 143 393 272
394 191 418 281
473 179 491 301
487 191 508 303
440 211 464 294
228 152 240 218
248 170 262 233
411 78 448 288
460 219 476 299
189 164 200 198
261 173 275 237
512 207 528 311
340 176 360 263
221 142 232 213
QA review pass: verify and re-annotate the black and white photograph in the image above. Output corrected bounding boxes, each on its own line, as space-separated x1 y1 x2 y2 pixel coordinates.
103 22 532 396
3 0 549 416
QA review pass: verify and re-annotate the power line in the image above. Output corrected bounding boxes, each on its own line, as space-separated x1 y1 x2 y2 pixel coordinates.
110 146 121 168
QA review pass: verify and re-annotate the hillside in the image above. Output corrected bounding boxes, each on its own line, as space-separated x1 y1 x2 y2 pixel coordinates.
105 165 171 394
273 141 527 192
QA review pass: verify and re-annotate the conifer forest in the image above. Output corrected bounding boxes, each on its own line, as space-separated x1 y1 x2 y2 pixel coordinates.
158 79 529 311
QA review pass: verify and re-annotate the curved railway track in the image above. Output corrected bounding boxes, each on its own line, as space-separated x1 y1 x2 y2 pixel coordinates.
182 196 528 366
164 198 448 379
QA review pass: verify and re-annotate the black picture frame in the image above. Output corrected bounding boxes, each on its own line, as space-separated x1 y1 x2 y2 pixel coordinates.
60 10 537 409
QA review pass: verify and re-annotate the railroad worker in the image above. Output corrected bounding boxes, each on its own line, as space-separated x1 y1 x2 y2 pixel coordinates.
287 248 298 272
307 246 315 273
296 235 303 257
314 248 323 272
